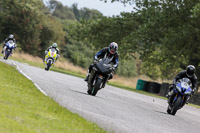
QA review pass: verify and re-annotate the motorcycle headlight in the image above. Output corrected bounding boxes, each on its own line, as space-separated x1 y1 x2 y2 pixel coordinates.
176 85 181 92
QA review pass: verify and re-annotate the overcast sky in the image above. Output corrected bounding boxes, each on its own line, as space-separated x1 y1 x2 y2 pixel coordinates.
56 0 134 16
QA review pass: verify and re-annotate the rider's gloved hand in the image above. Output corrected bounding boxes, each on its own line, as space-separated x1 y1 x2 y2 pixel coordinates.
93 56 98 64
94 56 98 60
93 59 98 64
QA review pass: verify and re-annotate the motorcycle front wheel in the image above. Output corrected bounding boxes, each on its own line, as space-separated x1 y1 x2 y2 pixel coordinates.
4 50 11 60
45 60 52 71
91 78 102 96
171 96 182 115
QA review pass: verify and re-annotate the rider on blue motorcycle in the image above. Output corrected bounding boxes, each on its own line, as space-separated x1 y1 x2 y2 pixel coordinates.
84 42 119 82
167 65 198 102
2 34 16 53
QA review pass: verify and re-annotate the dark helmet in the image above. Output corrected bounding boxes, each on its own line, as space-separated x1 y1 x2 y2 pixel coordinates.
52 43 57 48
9 34 14 38
186 65 196 77
109 42 118 54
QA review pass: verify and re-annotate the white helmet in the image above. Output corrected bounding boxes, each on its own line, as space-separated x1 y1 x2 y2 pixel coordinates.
9 34 14 38
52 43 57 48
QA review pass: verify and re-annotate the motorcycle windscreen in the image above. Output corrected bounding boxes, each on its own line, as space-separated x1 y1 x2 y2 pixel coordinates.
96 58 112 74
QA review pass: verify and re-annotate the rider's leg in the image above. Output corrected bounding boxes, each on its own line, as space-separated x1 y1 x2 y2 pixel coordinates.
43 55 45 62
43 51 47 62
185 95 192 104
84 64 93 81
1 44 6 53
108 73 113 80
168 89 176 104
166 84 174 98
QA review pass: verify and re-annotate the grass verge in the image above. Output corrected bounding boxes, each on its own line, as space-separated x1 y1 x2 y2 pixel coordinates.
10 56 85 79
0 61 106 133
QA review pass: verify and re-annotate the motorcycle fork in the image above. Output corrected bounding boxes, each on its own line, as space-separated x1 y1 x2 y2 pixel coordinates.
102 76 108 88
172 93 179 105
181 95 186 107
93 74 102 86
182 95 185 101
98 75 104 89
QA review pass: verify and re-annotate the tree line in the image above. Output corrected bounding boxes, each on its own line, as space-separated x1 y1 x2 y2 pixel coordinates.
0 0 200 83
71 0 200 81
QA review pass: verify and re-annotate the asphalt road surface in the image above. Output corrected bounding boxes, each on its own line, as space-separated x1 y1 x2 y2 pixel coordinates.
1 58 200 133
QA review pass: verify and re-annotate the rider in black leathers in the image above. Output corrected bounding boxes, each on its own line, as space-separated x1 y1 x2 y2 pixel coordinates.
167 65 198 103
84 42 119 82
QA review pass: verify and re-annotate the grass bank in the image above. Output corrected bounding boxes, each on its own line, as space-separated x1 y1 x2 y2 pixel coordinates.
0 61 106 133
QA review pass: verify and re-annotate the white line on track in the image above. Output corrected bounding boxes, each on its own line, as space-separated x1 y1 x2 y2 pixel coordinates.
12 62 48 96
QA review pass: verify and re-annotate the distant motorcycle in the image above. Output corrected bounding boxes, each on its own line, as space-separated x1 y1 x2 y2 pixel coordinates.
167 78 193 115
87 57 114 96
3 40 16 60
44 48 57 71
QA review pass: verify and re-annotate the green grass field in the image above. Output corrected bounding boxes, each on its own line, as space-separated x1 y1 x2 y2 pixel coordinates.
0 61 106 133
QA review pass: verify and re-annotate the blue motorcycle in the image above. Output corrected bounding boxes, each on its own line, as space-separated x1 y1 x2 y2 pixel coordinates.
167 78 193 115
3 40 16 60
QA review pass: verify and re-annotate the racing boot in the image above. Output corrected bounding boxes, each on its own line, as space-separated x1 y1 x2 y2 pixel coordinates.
1 45 4 53
167 90 176 105
1 47 5 54
166 85 174 98
84 74 90 82
84 70 91 82
185 95 192 104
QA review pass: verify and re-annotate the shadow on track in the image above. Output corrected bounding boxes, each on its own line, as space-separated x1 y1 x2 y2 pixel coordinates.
71 90 105 99
153 110 169 115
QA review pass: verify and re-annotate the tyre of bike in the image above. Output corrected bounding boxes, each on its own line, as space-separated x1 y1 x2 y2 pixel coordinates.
4 49 11 60
171 96 182 115
91 78 102 96
45 59 52 71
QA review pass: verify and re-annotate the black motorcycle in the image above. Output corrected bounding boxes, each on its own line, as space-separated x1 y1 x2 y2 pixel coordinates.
87 57 114 96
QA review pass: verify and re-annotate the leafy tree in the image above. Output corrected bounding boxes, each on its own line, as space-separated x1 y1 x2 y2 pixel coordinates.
0 0 65 56
79 8 103 20
72 3 80 21
47 0 75 20
61 40 96 68
0 0 44 55
73 0 200 80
